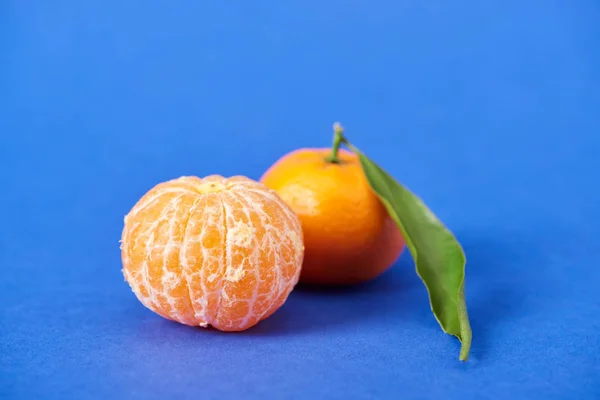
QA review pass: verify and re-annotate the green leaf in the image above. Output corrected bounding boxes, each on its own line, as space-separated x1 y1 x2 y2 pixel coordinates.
348 142 472 361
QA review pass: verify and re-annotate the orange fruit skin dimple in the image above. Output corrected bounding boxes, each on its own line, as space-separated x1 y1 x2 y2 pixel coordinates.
260 148 406 286
120 175 305 331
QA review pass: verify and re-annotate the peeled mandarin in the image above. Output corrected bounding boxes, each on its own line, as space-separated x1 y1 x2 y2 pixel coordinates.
120 175 305 331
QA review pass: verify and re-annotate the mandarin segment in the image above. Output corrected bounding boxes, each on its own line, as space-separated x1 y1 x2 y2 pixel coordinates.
210 189 304 330
121 175 304 331
180 194 226 326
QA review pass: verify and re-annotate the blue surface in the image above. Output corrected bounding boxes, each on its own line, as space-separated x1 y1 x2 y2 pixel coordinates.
1 1 600 399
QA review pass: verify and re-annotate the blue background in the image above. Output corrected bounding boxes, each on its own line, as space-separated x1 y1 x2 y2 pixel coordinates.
1 1 599 399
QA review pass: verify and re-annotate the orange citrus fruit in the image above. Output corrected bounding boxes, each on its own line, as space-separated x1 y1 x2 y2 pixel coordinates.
260 147 406 286
120 175 304 331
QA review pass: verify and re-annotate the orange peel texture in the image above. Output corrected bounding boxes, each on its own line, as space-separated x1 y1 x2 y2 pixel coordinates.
120 175 305 331
261 148 406 285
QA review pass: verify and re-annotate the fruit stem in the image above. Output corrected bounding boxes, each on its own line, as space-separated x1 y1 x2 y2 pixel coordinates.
325 122 346 163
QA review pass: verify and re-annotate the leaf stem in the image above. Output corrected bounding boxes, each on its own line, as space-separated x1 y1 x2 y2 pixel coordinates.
325 122 346 163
